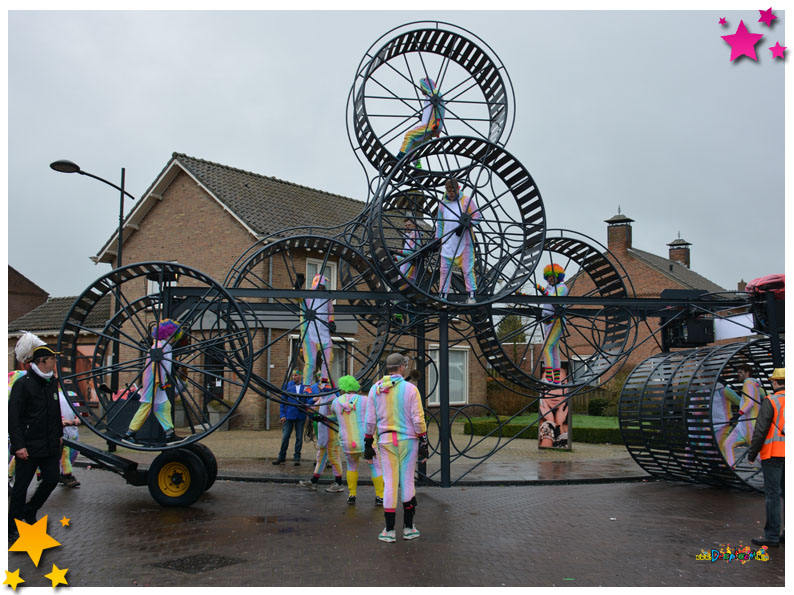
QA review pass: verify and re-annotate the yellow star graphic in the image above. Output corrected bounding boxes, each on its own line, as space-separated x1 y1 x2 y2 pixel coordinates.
59 517 70 528
3 569 25 591
8 516 61 566
43 564 68 588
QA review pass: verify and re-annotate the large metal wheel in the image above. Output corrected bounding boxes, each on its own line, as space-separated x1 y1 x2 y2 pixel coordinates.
619 338 783 490
226 235 391 399
470 230 637 393
347 21 515 177
57 262 253 451
369 136 546 309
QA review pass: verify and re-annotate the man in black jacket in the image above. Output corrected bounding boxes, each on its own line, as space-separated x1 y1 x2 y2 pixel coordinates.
8 345 64 540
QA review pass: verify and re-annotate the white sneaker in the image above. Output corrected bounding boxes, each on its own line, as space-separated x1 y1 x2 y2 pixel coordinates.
466 296 476 304
403 525 420 540
378 528 396 543
325 483 345 493
298 479 317 491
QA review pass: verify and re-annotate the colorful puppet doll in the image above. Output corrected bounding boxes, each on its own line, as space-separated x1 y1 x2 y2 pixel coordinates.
124 319 184 444
397 217 421 282
536 263 569 384
396 77 445 166
436 178 482 303
301 274 334 386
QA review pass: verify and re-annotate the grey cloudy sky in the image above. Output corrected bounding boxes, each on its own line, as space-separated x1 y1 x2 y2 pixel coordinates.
7 9 786 299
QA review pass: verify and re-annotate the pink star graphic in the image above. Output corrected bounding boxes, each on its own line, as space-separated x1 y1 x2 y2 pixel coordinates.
719 17 727 26
758 8 778 27
769 42 787 59
721 20 764 62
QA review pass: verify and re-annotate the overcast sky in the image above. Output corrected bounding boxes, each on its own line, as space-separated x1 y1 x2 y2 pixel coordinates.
6 9 786 300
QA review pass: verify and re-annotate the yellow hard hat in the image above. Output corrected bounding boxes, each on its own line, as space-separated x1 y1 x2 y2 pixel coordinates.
770 368 785 381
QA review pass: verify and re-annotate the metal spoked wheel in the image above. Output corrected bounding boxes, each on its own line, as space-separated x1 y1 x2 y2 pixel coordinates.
226 235 391 398
57 262 253 451
369 136 546 309
471 230 638 393
347 20 515 177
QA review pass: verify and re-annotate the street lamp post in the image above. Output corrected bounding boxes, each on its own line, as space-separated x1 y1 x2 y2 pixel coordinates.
50 160 136 400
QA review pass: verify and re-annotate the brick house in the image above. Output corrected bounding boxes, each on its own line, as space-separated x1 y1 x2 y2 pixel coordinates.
8 266 49 323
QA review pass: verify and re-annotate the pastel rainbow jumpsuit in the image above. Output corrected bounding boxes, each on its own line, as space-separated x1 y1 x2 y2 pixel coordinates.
365 375 427 514
436 192 481 296
329 392 384 500
128 340 176 434
723 377 765 468
712 383 741 462
398 228 421 282
301 275 334 386
398 77 445 157
538 281 569 384
310 391 343 481
59 391 79 476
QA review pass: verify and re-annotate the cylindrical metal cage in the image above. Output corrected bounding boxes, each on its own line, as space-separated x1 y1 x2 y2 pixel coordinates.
618 338 783 490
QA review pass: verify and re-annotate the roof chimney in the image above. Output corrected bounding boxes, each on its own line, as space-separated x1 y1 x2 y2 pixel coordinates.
737 279 747 292
667 232 691 269
604 207 634 255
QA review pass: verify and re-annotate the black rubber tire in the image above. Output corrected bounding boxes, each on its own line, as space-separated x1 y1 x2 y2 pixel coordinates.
147 449 207 507
184 442 218 491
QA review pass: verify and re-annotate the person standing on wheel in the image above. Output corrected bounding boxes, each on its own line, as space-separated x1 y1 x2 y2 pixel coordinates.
8 338 63 541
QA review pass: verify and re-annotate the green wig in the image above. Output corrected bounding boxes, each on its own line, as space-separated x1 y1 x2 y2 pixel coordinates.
338 375 361 394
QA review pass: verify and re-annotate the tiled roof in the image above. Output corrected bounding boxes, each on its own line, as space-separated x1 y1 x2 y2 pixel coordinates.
8 295 112 335
628 247 726 293
173 153 367 237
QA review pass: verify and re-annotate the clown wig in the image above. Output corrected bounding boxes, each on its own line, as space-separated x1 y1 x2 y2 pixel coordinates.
152 319 184 343
338 375 361 394
311 274 329 290
543 263 565 282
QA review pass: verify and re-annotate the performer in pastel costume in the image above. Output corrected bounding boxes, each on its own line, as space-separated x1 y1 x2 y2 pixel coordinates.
329 375 384 505
124 319 184 443
536 263 569 384
298 379 344 492
58 391 81 487
301 274 334 386
396 77 445 162
397 218 421 282
436 178 482 302
722 364 765 468
365 353 428 542
712 381 742 460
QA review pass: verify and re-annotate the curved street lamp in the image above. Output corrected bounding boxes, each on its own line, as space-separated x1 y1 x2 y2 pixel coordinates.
50 160 137 404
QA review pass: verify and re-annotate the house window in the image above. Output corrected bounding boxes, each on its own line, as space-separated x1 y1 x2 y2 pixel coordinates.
287 335 352 384
426 347 469 406
305 259 337 290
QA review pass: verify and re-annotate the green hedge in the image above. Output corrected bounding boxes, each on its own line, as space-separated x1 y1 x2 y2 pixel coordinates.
463 419 623 444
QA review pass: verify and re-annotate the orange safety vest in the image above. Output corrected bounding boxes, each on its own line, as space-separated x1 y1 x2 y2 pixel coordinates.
760 390 785 460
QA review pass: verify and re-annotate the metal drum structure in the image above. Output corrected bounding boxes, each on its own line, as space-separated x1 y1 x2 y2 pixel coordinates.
618 338 783 490
52 21 782 504
347 20 515 189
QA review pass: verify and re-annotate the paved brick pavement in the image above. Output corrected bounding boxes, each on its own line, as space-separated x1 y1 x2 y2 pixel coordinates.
6 469 784 587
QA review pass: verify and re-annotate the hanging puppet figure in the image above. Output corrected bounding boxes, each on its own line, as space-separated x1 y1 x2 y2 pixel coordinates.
124 319 184 444
301 274 335 386
536 263 569 384
397 217 421 282
396 77 445 167
722 364 765 468
436 178 481 304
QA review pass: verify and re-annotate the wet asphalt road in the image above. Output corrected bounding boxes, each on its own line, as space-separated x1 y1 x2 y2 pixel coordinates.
6 467 785 587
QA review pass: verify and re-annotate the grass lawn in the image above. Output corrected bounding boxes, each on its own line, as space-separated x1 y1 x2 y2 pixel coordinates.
467 415 619 429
